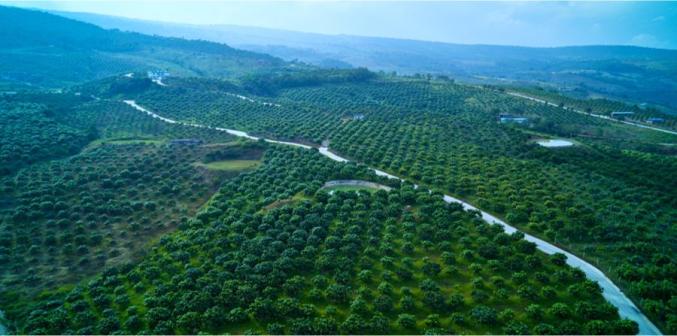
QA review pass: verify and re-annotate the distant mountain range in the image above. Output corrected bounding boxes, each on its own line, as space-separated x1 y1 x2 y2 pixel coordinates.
55 10 677 113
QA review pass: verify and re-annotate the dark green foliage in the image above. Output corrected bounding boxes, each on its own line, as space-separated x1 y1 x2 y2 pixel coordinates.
108 78 153 95
241 67 376 95
7 147 631 334
0 13 673 332
0 5 286 88
0 90 256 321
0 100 91 176
508 87 677 131
49 10 677 112
0 142 245 298
119 75 675 332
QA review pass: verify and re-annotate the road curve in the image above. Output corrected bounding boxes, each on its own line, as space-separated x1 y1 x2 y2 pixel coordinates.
123 100 661 335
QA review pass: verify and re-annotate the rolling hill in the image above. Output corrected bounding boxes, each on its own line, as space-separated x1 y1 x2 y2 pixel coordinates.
0 6 287 88
0 5 675 335
54 10 677 113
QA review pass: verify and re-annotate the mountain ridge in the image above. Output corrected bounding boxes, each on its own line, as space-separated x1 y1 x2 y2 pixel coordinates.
0 5 287 88
52 9 677 112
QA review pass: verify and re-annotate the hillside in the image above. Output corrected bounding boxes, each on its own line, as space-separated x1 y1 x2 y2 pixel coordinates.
0 5 675 335
0 6 286 88
90 74 676 333
13 148 636 335
55 10 677 113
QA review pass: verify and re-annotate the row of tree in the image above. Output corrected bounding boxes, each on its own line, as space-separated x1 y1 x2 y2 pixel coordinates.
124 76 676 332
13 147 635 334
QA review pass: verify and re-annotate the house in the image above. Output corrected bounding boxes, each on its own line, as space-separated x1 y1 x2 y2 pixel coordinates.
169 139 204 146
646 117 665 124
611 111 634 119
499 114 528 124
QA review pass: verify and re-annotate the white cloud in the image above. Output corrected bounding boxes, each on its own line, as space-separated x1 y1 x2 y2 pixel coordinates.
630 33 667 48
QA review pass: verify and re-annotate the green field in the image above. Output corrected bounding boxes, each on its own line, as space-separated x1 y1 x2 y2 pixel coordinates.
104 138 164 145
86 137 164 149
194 159 261 171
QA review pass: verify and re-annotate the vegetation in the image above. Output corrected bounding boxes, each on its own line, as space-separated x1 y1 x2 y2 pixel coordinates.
194 159 261 171
0 5 294 88
0 90 256 320
0 99 93 176
113 76 676 332
0 142 229 292
1 5 675 334
53 10 677 112
505 86 677 130
6 147 634 334
241 67 376 95
322 185 382 194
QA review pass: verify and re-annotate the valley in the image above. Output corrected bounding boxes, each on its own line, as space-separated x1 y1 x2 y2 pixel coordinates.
55 10 677 113
0 4 675 335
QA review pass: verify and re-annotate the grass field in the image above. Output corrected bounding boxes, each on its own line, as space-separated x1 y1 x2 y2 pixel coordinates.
85 137 164 150
194 159 261 171
105 139 164 145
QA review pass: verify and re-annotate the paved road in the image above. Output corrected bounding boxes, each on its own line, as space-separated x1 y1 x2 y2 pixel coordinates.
507 92 677 136
124 100 662 335
437 194 661 335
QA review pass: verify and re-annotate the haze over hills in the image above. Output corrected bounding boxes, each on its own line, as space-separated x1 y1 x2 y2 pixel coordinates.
56 10 677 113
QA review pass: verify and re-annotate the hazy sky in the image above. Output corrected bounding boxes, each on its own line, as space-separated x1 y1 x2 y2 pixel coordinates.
3 1 677 49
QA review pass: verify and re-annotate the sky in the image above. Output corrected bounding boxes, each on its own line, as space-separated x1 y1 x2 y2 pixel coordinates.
3 1 677 49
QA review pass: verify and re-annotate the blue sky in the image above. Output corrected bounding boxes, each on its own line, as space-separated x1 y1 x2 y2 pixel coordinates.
3 1 677 49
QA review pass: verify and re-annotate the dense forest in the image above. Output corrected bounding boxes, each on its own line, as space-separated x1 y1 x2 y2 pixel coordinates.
0 5 675 335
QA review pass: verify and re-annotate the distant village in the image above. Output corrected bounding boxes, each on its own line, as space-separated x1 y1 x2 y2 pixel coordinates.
497 111 666 126
610 111 665 124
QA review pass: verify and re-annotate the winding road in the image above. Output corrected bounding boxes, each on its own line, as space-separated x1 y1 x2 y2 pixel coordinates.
124 99 661 335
